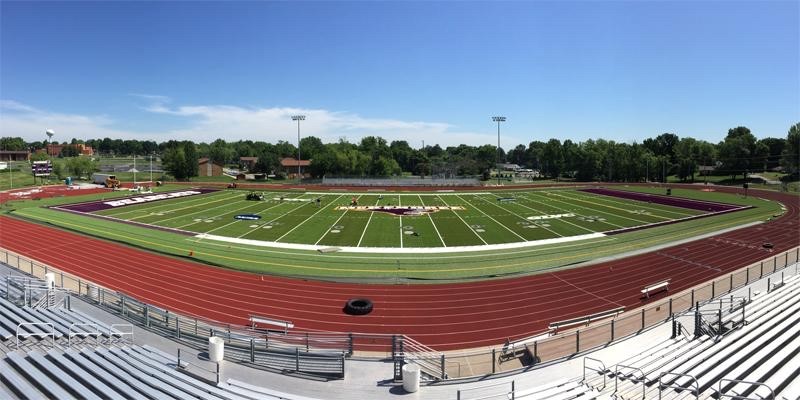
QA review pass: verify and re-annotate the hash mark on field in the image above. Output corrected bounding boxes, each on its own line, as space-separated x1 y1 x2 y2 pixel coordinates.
476 194 567 237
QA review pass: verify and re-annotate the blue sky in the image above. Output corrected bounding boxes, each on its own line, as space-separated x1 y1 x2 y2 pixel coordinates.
1 1 797 147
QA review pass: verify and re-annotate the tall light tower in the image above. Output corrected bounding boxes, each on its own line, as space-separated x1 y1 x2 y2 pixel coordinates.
291 115 306 181
492 116 506 186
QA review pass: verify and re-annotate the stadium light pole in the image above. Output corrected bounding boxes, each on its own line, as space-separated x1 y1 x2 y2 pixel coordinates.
291 115 306 181
492 116 506 186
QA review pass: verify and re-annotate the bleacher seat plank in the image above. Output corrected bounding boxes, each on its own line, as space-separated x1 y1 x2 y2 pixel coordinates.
27 350 104 400
101 347 224 400
0 358 47 400
118 346 249 400
77 348 175 400
226 378 323 400
46 349 126 400
58 349 141 400
6 351 77 400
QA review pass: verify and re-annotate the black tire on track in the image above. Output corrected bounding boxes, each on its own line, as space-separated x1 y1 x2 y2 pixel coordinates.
344 298 374 315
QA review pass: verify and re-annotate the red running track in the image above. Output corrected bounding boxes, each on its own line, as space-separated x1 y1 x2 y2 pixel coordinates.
0 185 797 350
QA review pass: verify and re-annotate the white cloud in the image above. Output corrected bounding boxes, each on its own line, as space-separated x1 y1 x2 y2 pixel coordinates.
1 98 506 147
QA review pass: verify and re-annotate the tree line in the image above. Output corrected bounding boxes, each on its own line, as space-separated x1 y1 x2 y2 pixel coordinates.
2 122 797 182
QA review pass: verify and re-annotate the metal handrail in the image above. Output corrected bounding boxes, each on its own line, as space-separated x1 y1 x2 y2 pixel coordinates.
16 322 55 348
68 323 101 347
658 371 699 399
718 379 775 400
615 364 646 399
583 357 607 390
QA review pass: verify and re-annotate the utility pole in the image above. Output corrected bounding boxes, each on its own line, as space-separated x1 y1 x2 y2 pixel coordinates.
291 115 306 181
492 116 506 186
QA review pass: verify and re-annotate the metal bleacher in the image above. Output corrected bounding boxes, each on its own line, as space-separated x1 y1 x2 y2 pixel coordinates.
582 273 800 400
1 344 327 400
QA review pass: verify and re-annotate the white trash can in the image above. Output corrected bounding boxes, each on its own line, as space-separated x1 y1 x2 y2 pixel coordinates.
402 363 420 393
44 273 55 289
208 336 224 362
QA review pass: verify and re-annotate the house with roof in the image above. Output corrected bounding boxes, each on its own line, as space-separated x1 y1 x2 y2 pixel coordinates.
280 158 311 179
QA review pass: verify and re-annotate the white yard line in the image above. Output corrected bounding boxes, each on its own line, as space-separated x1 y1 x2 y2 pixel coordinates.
275 195 344 242
527 191 651 224
398 194 403 248
205 197 302 239
234 198 312 238
165 193 275 225
114 191 237 218
572 190 696 217
471 194 565 237
519 192 625 229
419 195 446 247
177 195 279 229
315 195 362 245
487 193 593 234
356 197 381 248
456 194 527 241
438 195 488 245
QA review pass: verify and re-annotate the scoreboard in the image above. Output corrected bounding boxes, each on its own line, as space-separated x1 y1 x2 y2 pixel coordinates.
31 161 53 177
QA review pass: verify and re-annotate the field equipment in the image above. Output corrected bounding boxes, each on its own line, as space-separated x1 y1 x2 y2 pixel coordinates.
246 192 264 201
93 173 121 188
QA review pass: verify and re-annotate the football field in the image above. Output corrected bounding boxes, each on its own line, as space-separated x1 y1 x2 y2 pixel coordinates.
89 188 707 248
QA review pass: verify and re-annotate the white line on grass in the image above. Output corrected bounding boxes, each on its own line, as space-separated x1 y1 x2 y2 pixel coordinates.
176 192 279 229
356 196 381 247
163 193 275 225
202 195 309 236
517 192 625 229
233 197 312 238
275 195 344 242
438 195 488 245
398 194 403 248
486 193 592 234
570 190 696 217
472 194 565 237
110 190 238 218
534 191 655 224
418 195 446 247
316 195 363 245
456 195 527 241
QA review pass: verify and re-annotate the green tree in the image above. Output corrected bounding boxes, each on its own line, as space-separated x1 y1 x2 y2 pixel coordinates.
0 137 26 151
719 126 758 180
65 157 97 178
542 139 564 179
781 123 799 177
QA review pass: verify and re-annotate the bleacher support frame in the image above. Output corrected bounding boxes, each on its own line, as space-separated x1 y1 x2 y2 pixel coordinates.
67 323 101 347
16 322 55 349
582 356 607 390
658 371 699 399
615 364 646 399
717 378 775 400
